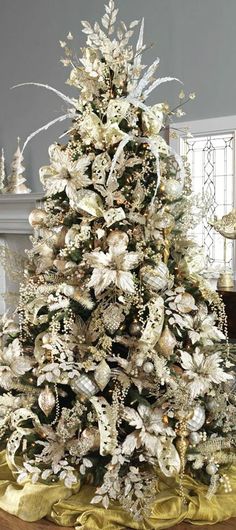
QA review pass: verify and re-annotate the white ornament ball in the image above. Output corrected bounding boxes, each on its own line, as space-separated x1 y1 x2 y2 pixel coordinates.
143 361 154 374
206 463 218 476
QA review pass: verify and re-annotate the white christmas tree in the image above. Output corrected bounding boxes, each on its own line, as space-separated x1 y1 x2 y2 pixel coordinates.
5 137 31 193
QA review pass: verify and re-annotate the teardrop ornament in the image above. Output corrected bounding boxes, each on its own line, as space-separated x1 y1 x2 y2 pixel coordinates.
38 385 56 417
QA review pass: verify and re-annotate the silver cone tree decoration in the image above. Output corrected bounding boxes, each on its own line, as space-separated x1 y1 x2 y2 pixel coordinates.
5 137 31 194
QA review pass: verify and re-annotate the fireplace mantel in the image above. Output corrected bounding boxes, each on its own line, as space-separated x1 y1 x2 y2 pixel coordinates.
0 193 43 234
0 193 43 313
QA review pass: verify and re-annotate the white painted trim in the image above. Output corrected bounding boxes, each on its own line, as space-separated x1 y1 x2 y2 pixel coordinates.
172 115 236 137
0 193 43 234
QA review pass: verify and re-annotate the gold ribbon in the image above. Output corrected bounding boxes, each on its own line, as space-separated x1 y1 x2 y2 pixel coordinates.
0 450 236 529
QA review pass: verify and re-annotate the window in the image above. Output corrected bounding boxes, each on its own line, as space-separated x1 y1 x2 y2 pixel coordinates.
171 116 236 275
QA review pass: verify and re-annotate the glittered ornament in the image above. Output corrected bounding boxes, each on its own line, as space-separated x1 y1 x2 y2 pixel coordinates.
158 325 177 358
38 385 56 416
187 405 205 432
155 212 175 230
162 179 183 201
29 208 47 228
107 230 129 248
103 303 125 334
72 374 99 398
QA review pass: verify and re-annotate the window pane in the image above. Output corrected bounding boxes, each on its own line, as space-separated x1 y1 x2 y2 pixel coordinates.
181 133 234 271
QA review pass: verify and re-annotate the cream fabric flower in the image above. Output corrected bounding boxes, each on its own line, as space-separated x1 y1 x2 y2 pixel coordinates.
86 240 140 295
122 405 180 477
79 101 129 149
180 348 233 398
39 144 92 203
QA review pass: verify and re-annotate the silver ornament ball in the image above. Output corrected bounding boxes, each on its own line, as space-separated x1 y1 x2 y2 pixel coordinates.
189 432 201 446
143 361 154 374
206 463 218 476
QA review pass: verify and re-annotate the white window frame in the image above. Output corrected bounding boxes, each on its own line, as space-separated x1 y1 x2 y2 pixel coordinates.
170 116 236 274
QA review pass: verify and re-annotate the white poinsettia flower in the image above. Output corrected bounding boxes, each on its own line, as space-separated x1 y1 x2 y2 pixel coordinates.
86 241 140 295
122 404 180 476
123 404 174 456
39 144 92 202
0 338 32 376
189 302 225 345
137 404 175 437
79 112 129 149
0 338 33 390
0 314 19 338
180 348 233 398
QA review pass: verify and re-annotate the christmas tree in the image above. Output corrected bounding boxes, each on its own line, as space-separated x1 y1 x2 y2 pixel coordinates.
4 137 31 194
0 2 236 527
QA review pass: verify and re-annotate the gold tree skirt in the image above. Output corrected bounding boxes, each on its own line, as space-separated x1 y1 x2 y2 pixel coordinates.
0 451 236 529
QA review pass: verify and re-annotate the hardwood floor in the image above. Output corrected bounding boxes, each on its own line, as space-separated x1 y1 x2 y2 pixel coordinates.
0 509 236 530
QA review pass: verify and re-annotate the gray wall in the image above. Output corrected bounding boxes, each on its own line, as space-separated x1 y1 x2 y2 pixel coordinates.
0 0 235 191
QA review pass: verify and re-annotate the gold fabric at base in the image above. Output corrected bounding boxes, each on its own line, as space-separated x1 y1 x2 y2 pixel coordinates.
0 450 236 529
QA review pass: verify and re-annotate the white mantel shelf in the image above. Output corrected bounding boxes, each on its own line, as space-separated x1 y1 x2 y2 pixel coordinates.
0 193 43 234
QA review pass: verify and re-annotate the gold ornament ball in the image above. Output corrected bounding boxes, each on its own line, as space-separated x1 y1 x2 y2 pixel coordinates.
29 208 47 228
162 414 169 425
129 319 142 337
81 427 100 450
